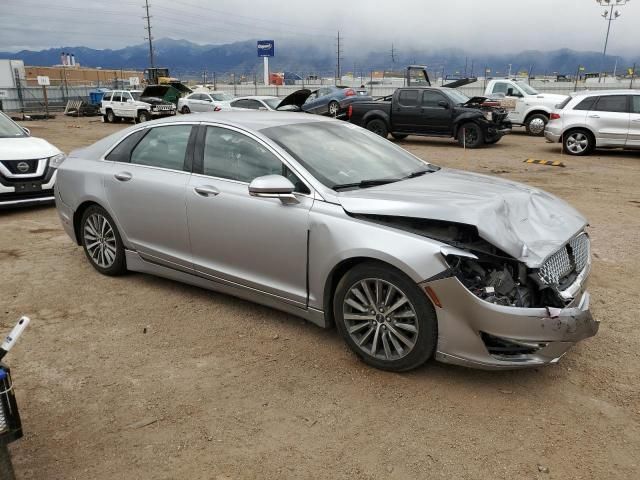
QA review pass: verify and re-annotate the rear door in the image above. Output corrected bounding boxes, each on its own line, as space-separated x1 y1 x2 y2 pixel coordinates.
418 90 453 134
627 95 640 148
392 89 421 132
104 123 196 270
586 94 630 147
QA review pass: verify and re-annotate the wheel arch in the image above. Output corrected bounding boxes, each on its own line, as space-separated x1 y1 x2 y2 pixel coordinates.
73 199 129 248
524 109 550 123
362 110 391 129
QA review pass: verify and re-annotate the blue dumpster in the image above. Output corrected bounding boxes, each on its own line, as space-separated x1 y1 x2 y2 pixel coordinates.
89 88 110 106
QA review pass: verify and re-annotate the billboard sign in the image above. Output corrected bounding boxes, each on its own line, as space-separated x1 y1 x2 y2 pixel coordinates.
129 76 140 86
257 40 275 57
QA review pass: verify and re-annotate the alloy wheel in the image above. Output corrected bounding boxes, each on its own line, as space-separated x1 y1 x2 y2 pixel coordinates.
328 102 339 115
566 132 588 154
464 127 479 145
83 213 117 269
342 278 419 361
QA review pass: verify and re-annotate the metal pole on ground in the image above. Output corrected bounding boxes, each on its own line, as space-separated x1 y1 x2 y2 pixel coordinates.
42 85 49 119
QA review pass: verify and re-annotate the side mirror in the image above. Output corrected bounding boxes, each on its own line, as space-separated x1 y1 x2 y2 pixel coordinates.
126 99 133 103
249 175 299 204
438 100 449 109
22 127 31 136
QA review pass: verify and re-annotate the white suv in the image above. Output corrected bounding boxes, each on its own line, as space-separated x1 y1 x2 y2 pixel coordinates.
101 90 176 124
545 90 640 156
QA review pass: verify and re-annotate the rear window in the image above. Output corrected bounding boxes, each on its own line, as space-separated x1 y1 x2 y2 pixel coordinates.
556 97 571 110
632 96 640 114
398 90 419 107
573 96 596 111
105 129 148 163
593 95 628 113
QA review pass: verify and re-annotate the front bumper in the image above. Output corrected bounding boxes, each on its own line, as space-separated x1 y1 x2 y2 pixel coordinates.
150 107 176 117
423 276 598 370
0 169 57 209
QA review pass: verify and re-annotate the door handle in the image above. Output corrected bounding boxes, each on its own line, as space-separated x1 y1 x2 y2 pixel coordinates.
194 185 220 197
114 172 132 182
588 114 600 118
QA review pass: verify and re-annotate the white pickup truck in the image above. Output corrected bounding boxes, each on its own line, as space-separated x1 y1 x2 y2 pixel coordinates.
484 79 568 136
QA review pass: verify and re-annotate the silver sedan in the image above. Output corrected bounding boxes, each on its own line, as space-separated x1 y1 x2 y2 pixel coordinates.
54 112 598 371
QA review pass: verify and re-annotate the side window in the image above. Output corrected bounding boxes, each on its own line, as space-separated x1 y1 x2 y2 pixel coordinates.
398 90 419 107
246 100 263 110
593 95 628 113
231 99 247 108
202 127 283 183
130 125 192 171
422 90 447 108
122 92 132 102
105 129 148 163
632 96 640 114
573 96 597 111
102 92 112 102
491 82 508 95
112 92 122 102
203 95 213 102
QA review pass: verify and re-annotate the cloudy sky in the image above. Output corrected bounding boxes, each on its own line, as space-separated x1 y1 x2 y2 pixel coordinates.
2 0 639 55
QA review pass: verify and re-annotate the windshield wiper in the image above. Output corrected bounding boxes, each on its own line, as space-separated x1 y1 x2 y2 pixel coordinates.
332 178 400 191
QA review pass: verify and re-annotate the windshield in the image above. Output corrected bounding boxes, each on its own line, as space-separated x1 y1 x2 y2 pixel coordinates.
262 122 435 189
0 112 27 138
264 98 281 110
516 81 539 95
212 93 234 102
445 89 470 105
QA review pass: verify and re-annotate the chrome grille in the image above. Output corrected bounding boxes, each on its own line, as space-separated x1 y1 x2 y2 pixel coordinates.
539 233 590 286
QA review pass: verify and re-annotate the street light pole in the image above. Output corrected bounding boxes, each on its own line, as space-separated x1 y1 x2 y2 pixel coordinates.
596 0 628 82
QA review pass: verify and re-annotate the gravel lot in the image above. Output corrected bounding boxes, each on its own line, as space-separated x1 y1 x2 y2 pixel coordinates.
2 116 639 479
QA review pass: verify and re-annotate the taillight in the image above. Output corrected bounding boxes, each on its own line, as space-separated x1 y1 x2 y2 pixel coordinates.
344 89 356 97
347 105 353 119
550 113 561 120
214 106 222 112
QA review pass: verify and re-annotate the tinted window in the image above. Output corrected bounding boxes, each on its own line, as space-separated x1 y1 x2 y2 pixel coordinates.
422 90 447 108
105 129 148 163
112 92 122 102
202 127 283 183
130 125 192 171
245 100 263 110
398 90 419 107
631 96 640 114
594 95 628 113
573 96 596 111
102 92 112 102
231 99 247 108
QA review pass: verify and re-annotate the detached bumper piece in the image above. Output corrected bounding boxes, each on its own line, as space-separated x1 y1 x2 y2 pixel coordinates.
0 366 22 446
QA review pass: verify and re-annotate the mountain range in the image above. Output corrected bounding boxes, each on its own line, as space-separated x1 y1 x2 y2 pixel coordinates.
1 38 637 78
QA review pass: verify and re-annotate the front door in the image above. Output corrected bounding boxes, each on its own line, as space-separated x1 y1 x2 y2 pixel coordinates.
104 123 196 269
586 94 630 147
186 125 313 305
418 90 453 134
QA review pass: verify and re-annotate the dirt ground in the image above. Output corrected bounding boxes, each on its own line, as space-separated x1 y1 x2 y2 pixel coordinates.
1 116 639 479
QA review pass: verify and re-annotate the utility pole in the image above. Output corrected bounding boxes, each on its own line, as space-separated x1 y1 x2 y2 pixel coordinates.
143 0 155 70
630 63 636 89
596 0 629 82
335 31 343 84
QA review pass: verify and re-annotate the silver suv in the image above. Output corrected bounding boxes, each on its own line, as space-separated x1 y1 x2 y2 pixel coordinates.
545 89 640 156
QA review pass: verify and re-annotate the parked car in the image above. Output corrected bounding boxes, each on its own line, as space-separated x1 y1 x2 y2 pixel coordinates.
0 111 64 208
302 86 372 116
55 112 597 371
348 86 512 147
178 91 235 114
101 89 176 124
229 96 283 111
484 79 568 136
545 90 640 156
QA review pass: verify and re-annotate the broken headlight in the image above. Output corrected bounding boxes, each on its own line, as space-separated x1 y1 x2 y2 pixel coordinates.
483 111 493 121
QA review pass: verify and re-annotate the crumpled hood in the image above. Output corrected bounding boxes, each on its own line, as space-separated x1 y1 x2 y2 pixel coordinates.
337 168 586 267
0 136 61 161
139 96 174 106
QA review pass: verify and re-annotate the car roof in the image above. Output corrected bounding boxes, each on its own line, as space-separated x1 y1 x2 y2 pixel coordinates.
233 96 279 101
572 89 639 97
130 111 333 132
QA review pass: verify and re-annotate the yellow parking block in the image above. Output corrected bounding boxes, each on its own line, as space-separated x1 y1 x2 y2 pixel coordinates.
524 159 566 168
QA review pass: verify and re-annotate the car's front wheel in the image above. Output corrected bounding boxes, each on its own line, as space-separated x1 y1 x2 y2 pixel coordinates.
80 205 127 276
181 105 191 114
334 262 437 372
328 101 340 116
457 122 484 148
137 110 151 123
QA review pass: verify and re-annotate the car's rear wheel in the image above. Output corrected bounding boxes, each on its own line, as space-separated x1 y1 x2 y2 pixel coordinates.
525 113 548 136
137 110 151 123
457 122 484 148
181 105 191 114
80 205 127 276
563 129 594 156
334 262 437 372
391 133 408 141
106 110 116 123
366 119 389 138
328 101 340 116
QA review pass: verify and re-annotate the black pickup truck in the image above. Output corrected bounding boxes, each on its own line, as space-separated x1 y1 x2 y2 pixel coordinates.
347 87 512 148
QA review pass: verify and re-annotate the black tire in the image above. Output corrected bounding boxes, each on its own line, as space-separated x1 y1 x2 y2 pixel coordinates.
391 133 408 141
525 113 548 136
366 119 389 138
328 101 340 116
137 110 151 123
457 122 484 148
181 106 191 114
0 444 16 480
562 129 594 156
333 262 438 372
105 110 116 123
80 205 127 276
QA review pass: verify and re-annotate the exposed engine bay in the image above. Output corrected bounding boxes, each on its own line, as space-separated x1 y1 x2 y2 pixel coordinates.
351 214 566 308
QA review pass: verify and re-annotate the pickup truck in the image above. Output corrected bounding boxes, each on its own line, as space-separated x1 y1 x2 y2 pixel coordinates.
348 86 511 148
484 79 568 136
